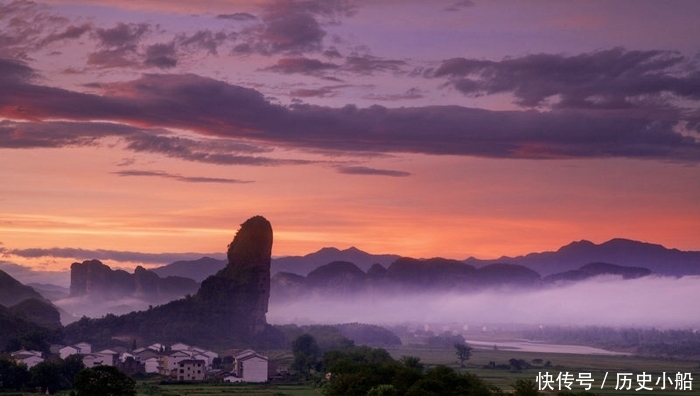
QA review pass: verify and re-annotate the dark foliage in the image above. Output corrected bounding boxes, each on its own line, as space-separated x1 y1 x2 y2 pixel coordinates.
322 347 500 396
74 365 136 396
0 356 31 391
0 305 63 353
336 323 402 347
292 333 321 374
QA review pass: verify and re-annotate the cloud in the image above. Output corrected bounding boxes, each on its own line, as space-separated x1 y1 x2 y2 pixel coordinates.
216 13 258 22
264 57 339 74
0 119 308 167
113 169 253 184
290 87 339 98
432 48 700 113
4 247 223 265
0 58 34 84
336 166 411 177
37 23 91 47
363 87 424 101
144 42 178 68
234 0 357 55
1 64 699 162
344 55 406 75
94 22 150 48
444 0 475 12
88 22 151 68
176 30 231 55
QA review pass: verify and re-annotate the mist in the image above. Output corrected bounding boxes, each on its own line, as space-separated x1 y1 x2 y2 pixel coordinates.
267 275 700 329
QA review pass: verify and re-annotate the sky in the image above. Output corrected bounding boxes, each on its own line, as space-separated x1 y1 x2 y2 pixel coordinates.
1 0 700 273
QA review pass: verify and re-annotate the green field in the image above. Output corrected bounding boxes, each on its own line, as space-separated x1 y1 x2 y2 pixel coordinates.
3 346 696 395
384 345 699 395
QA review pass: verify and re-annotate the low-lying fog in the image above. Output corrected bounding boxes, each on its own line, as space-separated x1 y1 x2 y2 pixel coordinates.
267 275 700 329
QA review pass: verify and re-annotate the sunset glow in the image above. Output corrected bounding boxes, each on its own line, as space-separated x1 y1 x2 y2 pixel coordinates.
1 0 699 272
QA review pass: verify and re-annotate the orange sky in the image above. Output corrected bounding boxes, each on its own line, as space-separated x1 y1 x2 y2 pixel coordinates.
1 1 699 272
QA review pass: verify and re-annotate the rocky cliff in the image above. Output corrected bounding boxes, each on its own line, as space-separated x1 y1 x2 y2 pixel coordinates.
69 259 199 302
198 215 273 334
64 215 281 349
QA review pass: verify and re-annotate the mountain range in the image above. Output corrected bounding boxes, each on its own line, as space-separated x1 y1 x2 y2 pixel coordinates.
151 238 700 281
466 238 700 276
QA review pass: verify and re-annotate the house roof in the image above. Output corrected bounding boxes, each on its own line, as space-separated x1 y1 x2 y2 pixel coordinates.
236 353 268 362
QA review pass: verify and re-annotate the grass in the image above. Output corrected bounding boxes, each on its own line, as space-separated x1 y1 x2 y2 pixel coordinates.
3 346 696 395
384 345 699 395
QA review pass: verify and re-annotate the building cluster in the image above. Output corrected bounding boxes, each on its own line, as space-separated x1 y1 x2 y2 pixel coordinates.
10 342 269 383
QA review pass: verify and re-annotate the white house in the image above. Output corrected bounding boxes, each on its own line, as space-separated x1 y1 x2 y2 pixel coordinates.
170 342 190 351
59 345 79 359
82 354 104 368
11 350 44 369
232 350 268 383
59 342 92 359
74 342 91 354
143 357 159 374
158 350 192 376
176 359 206 381
96 350 118 366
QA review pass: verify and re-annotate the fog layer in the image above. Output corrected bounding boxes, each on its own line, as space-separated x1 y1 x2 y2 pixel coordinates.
267 275 700 328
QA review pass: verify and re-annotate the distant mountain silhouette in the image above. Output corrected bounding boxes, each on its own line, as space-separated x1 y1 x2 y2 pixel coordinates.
465 238 700 276
151 256 226 282
272 246 400 275
0 270 47 308
69 259 199 303
306 261 367 293
271 257 542 301
0 271 64 350
27 283 69 301
8 298 62 330
544 262 652 283
151 246 400 280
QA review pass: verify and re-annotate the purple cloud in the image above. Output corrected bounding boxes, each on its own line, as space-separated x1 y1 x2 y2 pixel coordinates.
144 43 178 68
444 0 475 12
216 13 258 22
38 23 91 47
344 55 406 75
112 169 253 184
1 61 698 162
4 247 223 264
176 30 231 55
264 57 339 74
94 22 149 48
234 0 357 55
432 48 700 113
336 166 411 177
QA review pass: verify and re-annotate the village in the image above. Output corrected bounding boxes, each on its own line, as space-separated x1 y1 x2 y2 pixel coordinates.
9 342 271 383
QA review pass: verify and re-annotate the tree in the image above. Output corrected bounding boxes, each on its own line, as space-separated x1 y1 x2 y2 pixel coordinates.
61 355 85 388
454 342 472 367
292 333 320 374
399 356 424 371
512 378 540 396
74 366 136 396
31 361 63 394
0 357 30 390
368 384 398 396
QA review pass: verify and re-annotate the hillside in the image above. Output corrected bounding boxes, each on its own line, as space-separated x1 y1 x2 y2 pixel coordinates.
0 270 46 307
64 216 284 350
466 238 700 276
